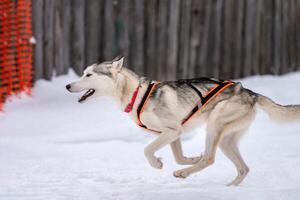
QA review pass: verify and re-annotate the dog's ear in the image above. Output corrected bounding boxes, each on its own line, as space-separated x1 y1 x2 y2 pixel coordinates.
111 56 124 72
93 63 111 75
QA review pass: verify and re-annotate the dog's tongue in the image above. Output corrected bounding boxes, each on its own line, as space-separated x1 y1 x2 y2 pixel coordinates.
78 95 86 103
78 89 95 103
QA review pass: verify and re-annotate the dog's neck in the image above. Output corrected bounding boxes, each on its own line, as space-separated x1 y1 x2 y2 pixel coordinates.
114 68 148 111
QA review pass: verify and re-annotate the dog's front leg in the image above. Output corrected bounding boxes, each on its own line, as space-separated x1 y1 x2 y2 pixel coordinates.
144 129 181 169
170 139 202 165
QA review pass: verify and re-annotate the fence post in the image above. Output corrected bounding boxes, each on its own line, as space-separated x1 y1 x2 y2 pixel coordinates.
32 0 43 80
61 0 71 74
71 0 85 75
167 0 180 80
43 0 54 80
85 0 103 65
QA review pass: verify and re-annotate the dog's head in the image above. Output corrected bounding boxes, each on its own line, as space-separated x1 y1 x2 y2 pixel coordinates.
66 56 124 103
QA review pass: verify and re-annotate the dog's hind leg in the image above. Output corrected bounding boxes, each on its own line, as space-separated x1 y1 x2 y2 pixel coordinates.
219 132 249 186
173 100 256 180
170 138 202 165
218 110 256 186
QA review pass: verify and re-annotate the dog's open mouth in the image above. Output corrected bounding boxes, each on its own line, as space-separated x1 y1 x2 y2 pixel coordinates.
78 89 95 103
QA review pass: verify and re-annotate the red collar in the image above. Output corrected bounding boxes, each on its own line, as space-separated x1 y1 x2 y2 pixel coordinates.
124 86 140 113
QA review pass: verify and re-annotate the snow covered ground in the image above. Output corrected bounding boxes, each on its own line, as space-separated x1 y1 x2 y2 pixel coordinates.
1 71 300 200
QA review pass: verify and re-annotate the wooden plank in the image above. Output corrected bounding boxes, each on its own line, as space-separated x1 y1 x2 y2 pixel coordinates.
288 0 297 71
273 0 282 74
233 0 245 78
188 0 204 79
205 0 218 77
43 0 55 80
212 0 223 79
167 0 180 80
261 0 273 74
71 0 85 75
198 0 213 77
85 0 102 65
118 0 130 67
103 0 116 60
178 0 192 79
285 0 296 72
156 0 168 80
281 1 288 73
61 0 71 74
131 0 145 74
144 0 157 79
32 0 44 80
54 0 64 76
194 0 207 77
252 0 262 75
113 0 127 61
220 0 232 79
295 0 300 70
243 0 255 77
31 0 300 82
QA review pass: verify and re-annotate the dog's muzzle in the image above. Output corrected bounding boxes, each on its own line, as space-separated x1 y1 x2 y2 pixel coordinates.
66 84 71 91
65 83 96 103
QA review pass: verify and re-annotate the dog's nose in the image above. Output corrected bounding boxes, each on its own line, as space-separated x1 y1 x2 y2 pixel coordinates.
66 84 71 90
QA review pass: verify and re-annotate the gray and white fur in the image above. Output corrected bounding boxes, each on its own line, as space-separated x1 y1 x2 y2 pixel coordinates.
66 57 300 186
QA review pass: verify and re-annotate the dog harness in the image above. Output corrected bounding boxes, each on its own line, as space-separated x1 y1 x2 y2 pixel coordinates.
124 79 235 134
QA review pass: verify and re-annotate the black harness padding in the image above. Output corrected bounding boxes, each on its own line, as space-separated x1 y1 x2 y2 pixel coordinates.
186 82 205 104
203 81 231 103
181 81 233 125
137 81 155 129
177 78 211 105
178 77 223 85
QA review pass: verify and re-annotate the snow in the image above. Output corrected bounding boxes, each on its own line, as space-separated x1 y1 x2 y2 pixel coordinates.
1 71 300 200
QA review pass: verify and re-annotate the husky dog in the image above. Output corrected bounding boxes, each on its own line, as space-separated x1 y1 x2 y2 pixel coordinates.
66 57 300 186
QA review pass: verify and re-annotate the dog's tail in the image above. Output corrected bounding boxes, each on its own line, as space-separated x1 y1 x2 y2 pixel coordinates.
256 94 300 122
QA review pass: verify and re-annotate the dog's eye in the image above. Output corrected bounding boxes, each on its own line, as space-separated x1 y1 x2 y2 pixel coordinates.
86 74 92 77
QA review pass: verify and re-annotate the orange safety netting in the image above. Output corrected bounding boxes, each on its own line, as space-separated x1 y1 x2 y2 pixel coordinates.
0 0 33 111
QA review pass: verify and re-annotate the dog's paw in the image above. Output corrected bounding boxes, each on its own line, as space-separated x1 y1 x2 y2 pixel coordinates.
148 157 163 169
173 169 190 179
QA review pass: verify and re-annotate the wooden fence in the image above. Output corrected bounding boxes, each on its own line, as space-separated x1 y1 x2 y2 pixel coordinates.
32 0 300 81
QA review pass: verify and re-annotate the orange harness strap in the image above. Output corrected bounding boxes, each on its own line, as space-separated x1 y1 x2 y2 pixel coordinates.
181 81 234 125
136 82 161 134
136 80 235 134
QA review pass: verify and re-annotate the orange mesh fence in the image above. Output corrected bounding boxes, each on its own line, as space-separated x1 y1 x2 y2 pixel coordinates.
0 0 33 111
